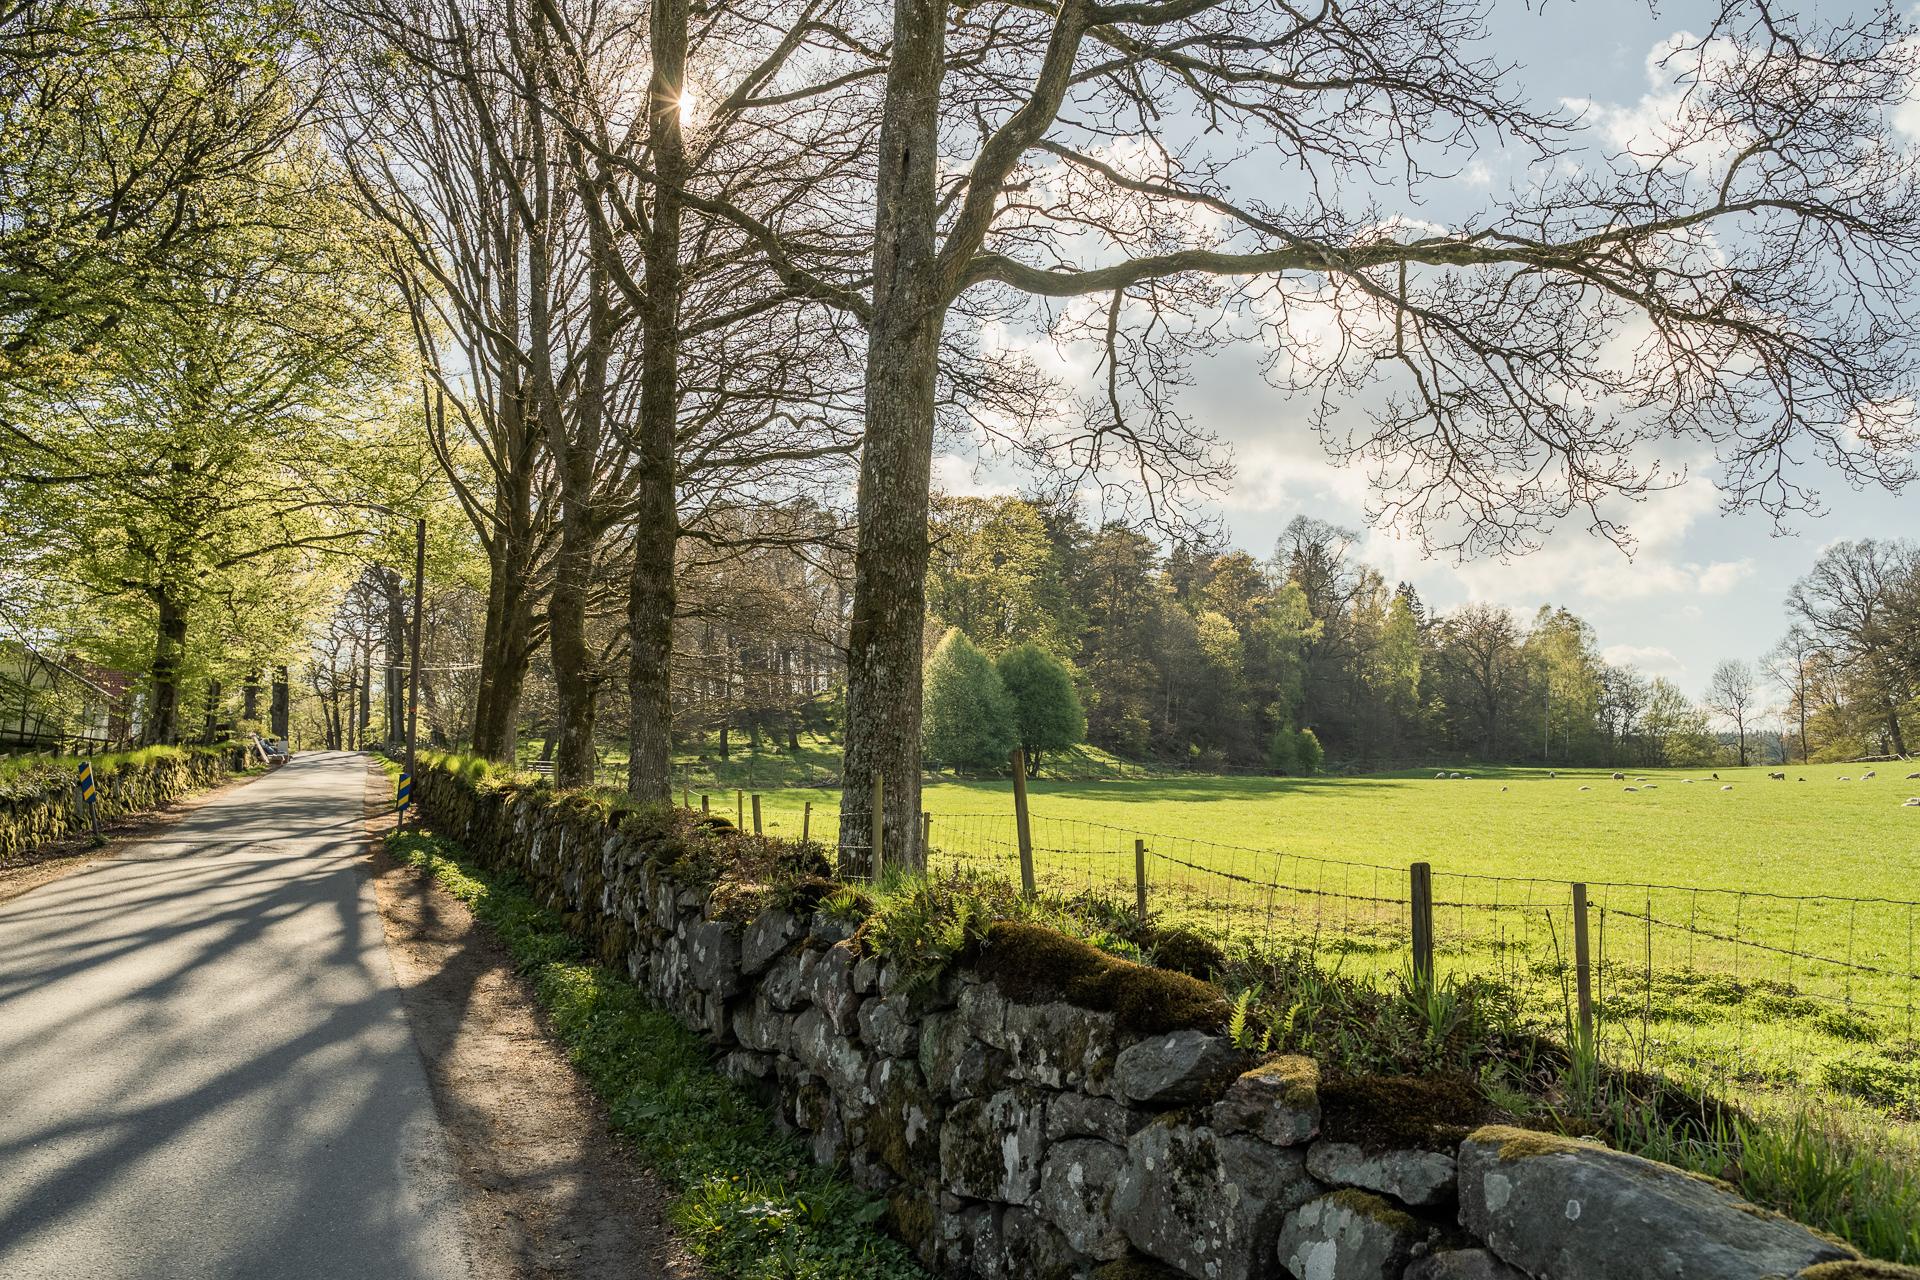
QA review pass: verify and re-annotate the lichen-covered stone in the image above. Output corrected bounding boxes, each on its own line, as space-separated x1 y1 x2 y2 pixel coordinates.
858 992 920 1057
809 909 858 947
1047 1092 1140 1145
940 1088 1048 1205
792 1007 871 1100
1306 1140 1456 1207
866 1056 937 1180
806 940 864 1033
741 908 804 974
1458 1125 1857 1280
1276 1189 1427 1280
1404 1247 1529 1280
1798 1265 1920 1280
1214 1057 1320 1147
684 916 744 997
920 1008 1010 1100
1005 999 1121 1093
960 977 1012 1048
1038 1137 1131 1260
762 948 814 1010
852 954 882 993
1111 1120 1321 1280
721 1050 775 1083
1113 1030 1246 1106
731 992 789 1055
993 1205 1086 1280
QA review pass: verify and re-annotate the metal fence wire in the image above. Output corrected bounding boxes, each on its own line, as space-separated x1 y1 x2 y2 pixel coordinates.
716 790 1919 1121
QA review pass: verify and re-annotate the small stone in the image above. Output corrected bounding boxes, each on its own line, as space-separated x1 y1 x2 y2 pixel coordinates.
809 910 858 946
730 992 789 1054
920 1009 1009 1100
852 954 883 993
1004 999 1121 1093
1306 1141 1456 1207
1047 1092 1140 1145
1113 1030 1246 1106
1214 1057 1320 1147
741 908 804 974
792 1007 870 1100
939 1088 1048 1205
805 941 863 1033
763 948 815 1010
683 917 743 997
1404 1248 1530 1280
858 993 920 1057
1276 1190 1428 1280
1038 1137 1131 1260
1457 1126 1856 1280
720 1050 774 1083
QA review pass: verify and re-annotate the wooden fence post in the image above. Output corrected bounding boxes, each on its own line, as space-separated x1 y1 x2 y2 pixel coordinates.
700 793 709 814
921 811 932 859
802 801 812 844
1410 861 1435 989
1011 748 1035 896
736 789 744 829
1572 882 1594 1046
1134 838 1148 923
752 794 763 836
871 773 885 880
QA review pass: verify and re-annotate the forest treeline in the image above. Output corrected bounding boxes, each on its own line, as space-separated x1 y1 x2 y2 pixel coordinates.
6 1 1920 860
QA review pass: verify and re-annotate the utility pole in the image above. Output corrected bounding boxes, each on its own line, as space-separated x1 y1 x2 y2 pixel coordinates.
404 518 426 827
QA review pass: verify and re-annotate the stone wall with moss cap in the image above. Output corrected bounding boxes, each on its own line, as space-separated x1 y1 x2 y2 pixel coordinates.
0 749 231 864
414 764 1898 1280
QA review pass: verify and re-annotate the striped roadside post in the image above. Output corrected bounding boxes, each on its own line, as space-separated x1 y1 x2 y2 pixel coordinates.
396 770 413 822
75 760 103 842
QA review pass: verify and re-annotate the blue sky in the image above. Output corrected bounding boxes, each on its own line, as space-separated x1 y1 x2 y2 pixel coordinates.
945 1 1919 702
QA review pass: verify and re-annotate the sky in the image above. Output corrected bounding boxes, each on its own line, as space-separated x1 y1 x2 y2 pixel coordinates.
939 1 1920 698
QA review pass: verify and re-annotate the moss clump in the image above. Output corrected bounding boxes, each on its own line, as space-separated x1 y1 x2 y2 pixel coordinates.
1244 1055 1320 1108
1799 1262 1908 1280
1321 1073 1491 1152
975 921 1231 1035
884 1188 935 1251
1144 925 1228 981
1327 1188 1419 1233
1473 1124 1586 1161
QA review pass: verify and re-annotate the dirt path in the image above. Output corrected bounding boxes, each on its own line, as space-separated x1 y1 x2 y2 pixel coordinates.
361 761 700 1280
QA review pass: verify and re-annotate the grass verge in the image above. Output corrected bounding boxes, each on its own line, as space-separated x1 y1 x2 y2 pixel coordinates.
386 828 926 1280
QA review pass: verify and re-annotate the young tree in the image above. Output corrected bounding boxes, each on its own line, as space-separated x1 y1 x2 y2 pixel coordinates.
1704 659 1760 766
841 0 1920 860
995 643 1085 775
922 629 1017 770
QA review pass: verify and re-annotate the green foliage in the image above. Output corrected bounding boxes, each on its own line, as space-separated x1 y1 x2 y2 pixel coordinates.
388 831 925 1280
994 643 1085 770
921 629 1017 770
1294 727 1324 774
1267 725 1323 774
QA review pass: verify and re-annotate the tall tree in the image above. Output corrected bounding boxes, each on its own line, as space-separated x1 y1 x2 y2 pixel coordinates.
1704 659 1760 767
841 0 1920 859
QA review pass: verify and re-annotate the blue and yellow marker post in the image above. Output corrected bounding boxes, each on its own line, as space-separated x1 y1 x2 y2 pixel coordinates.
75 760 103 844
396 770 413 824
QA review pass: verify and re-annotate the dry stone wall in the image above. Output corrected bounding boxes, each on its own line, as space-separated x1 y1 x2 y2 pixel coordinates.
0 750 230 863
417 766 1888 1280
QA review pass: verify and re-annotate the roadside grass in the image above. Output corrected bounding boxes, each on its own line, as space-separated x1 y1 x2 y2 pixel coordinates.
386 829 926 1280
0 743 221 791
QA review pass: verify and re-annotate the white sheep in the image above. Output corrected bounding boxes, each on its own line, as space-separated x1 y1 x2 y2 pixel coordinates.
1864 770 1877 780
1721 784 1734 791
1579 785 1592 792
1623 786 1639 793
1904 797 1920 807
1611 772 1626 781
1435 772 1447 780
1907 771 1920 780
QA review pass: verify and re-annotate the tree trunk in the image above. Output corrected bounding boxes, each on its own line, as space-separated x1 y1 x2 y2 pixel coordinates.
548 508 600 787
271 666 290 738
1890 700 1909 757
377 566 407 745
358 648 372 751
841 0 945 874
201 679 221 745
144 591 189 745
243 670 261 723
625 0 687 806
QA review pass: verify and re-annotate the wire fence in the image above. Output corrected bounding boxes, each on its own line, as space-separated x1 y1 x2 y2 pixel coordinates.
693 785 1920 1122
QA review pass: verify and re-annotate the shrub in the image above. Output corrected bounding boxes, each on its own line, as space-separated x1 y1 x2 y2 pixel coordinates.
994 643 1085 774
921 628 1017 770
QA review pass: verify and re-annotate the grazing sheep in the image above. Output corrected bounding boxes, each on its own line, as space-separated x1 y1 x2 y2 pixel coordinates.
1839 776 1852 782
1611 772 1625 780
1905 797 1920 807
1549 770 1558 779
1907 771 1920 780
1864 770 1877 779
1721 784 1734 791
1435 772 1447 780
1449 772 1464 780
1623 786 1639 793
1501 785 1509 792
1682 778 1695 783
1711 773 1720 780
1579 785 1592 791
1642 784 1658 790
1798 777 1808 782
1768 772 1785 780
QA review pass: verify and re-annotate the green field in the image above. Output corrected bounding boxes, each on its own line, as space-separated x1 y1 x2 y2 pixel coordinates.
724 762 1920 1117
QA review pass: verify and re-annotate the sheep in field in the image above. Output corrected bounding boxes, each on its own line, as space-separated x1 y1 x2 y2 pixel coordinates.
1623 786 1639 793
1721 784 1735 791
1864 770 1877 779
1579 785 1592 791
1904 797 1920 807
1768 772 1785 780
1611 772 1626 780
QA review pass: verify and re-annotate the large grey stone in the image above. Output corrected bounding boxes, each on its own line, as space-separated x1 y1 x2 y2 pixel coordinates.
1306 1141 1456 1207
684 917 743 997
1404 1248 1529 1280
1276 1190 1428 1280
939 1088 1048 1205
1457 1126 1857 1280
1038 1137 1131 1260
1047 1092 1139 1145
763 948 815 1010
859 993 920 1058
792 1007 871 1100
1111 1120 1321 1280
1213 1057 1320 1147
919 1009 1009 1100
992 1206 1085 1280
866 1056 938 1180
1004 999 1121 1093
1113 1030 1246 1106
958 978 1012 1049
730 992 789 1055
806 941 864 1033
741 908 804 974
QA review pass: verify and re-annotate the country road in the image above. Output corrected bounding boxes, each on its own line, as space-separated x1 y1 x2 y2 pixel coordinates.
0 752 476 1280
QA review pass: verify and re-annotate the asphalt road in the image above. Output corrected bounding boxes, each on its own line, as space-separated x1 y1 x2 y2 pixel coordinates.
0 751 476 1279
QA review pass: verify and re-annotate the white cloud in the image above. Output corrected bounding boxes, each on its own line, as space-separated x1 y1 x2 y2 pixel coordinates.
1602 643 1684 676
